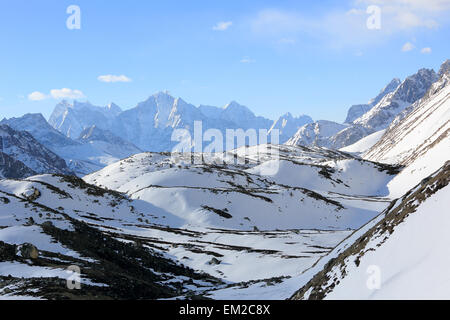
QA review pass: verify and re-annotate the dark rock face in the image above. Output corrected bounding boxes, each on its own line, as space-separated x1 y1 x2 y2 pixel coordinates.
0 151 36 179
0 125 73 176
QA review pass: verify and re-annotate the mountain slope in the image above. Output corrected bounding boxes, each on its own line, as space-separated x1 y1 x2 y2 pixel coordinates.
291 161 450 300
0 151 36 179
0 174 220 299
0 125 72 176
330 69 438 149
344 78 401 124
364 64 450 197
85 144 399 231
2 114 143 176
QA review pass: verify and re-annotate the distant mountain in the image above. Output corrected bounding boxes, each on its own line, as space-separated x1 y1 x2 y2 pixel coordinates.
49 92 299 152
49 100 122 139
344 104 372 124
288 68 438 150
2 114 142 176
0 151 36 179
77 125 142 160
1 113 79 150
0 124 72 175
353 68 437 131
345 78 401 124
286 120 348 148
269 113 313 143
364 62 450 196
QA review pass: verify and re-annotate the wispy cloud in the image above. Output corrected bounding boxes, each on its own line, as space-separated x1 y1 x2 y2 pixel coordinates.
240 57 256 63
421 47 432 54
98 74 132 83
355 0 450 29
213 21 233 31
28 91 48 101
402 42 415 51
248 1 450 49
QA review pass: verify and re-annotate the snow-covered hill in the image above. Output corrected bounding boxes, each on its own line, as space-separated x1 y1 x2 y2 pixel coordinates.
291 161 450 300
340 130 386 155
0 174 221 299
85 144 400 231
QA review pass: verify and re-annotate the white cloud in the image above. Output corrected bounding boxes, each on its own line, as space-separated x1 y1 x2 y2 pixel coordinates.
240 57 255 63
213 21 233 31
402 42 415 51
356 0 450 29
28 91 48 101
98 74 132 83
248 2 450 49
358 0 450 13
50 88 85 100
421 47 432 54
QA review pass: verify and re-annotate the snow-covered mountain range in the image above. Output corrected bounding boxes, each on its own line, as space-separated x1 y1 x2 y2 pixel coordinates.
49 93 312 153
287 66 440 150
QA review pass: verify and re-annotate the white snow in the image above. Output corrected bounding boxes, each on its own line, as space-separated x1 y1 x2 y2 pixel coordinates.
325 185 450 300
340 130 386 154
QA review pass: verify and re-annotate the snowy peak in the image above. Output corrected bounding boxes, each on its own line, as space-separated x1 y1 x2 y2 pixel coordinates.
286 120 347 148
353 68 438 131
222 101 255 121
439 59 450 77
345 78 401 124
393 68 437 103
49 100 121 139
344 104 372 124
270 113 313 143
368 78 402 106
107 102 122 114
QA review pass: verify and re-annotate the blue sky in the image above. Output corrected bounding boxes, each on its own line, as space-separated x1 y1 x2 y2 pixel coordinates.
1 0 449 122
